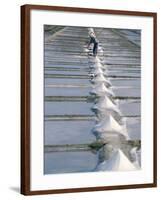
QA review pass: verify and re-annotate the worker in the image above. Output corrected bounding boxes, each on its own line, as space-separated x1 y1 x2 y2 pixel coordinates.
87 28 99 57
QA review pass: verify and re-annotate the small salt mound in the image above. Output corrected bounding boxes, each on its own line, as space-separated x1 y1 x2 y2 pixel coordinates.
98 48 103 53
95 57 101 63
84 48 90 52
97 48 104 57
98 46 103 50
92 67 104 75
92 68 109 76
93 65 106 70
89 62 106 70
91 74 111 86
95 73 106 80
90 82 114 96
93 115 128 138
93 95 120 113
89 68 105 78
91 57 104 65
96 149 137 171
97 61 104 67
91 61 104 68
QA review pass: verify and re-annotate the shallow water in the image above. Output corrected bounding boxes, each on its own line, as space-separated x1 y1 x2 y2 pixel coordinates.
44 151 98 174
45 70 89 76
126 117 141 140
118 100 141 116
109 78 141 87
45 121 96 145
45 87 91 96
113 87 141 97
45 101 93 115
45 78 90 85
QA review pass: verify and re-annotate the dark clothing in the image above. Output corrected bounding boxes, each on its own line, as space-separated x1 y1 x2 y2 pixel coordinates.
93 42 98 56
89 36 98 56
89 36 97 44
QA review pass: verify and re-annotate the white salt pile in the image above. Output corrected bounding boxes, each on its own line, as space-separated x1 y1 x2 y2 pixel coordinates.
90 82 114 96
89 60 106 70
94 61 104 68
92 67 104 75
93 74 107 83
96 147 137 171
93 95 120 114
93 115 128 139
91 73 110 85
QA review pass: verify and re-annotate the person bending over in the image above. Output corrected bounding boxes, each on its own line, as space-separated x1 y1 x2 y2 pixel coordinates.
88 28 99 57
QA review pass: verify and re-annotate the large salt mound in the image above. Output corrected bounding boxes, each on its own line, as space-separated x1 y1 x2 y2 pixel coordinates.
96 149 137 171
93 95 120 113
93 115 128 139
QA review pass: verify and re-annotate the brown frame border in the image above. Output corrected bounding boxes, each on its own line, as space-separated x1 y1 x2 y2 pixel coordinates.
21 4 157 195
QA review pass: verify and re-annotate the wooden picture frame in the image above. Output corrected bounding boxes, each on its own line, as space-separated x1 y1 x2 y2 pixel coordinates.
21 4 157 195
